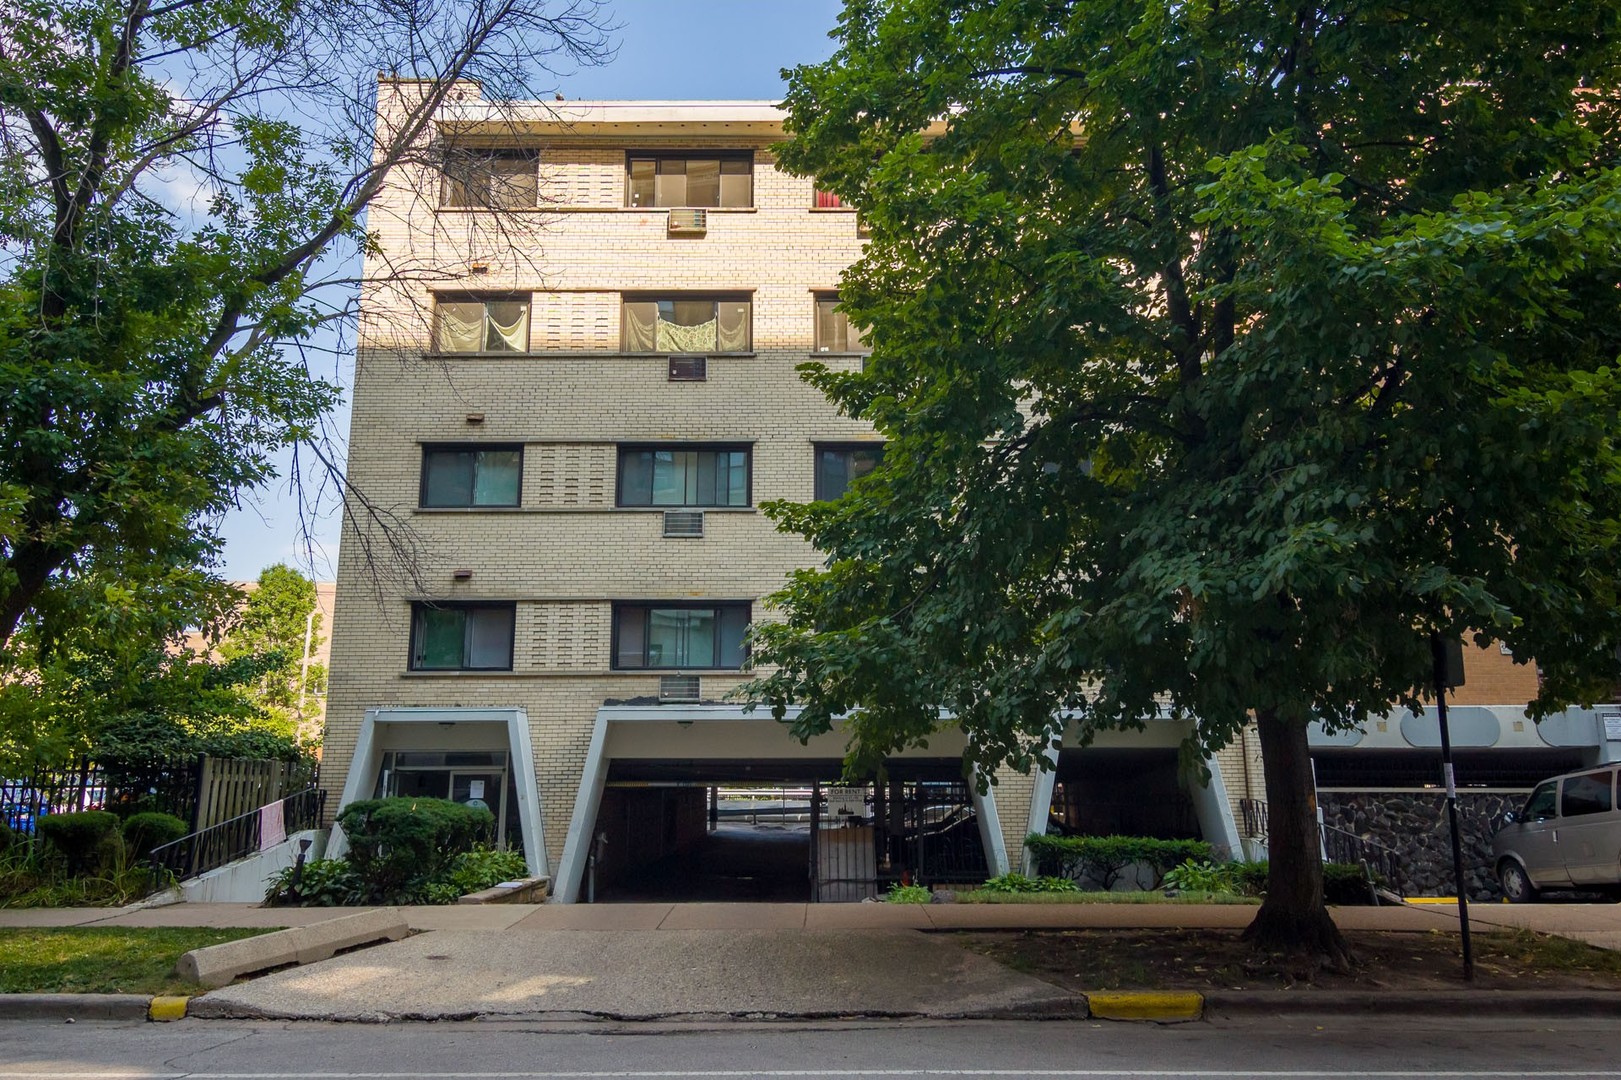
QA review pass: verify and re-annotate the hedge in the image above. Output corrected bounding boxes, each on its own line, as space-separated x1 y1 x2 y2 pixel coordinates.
38 810 123 873
336 797 494 903
1024 834 1215 889
122 812 189 859
1233 860 1383 905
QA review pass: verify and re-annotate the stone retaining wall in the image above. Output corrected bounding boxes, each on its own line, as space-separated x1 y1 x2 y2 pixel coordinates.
1319 791 1523 901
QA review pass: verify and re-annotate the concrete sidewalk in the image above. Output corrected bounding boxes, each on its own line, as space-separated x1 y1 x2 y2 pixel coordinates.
4 898 1619 936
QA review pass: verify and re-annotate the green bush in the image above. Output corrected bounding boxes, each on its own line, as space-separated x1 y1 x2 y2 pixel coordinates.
1024 834 1215 889
1232 860 1383 905
335 797 494 902
886 882 933 904
980 872 1081 894
417 847 530 904
0 820 13 853
37 811 122 873
264 858 367 907
121 813 188 859
1161 858 1242 894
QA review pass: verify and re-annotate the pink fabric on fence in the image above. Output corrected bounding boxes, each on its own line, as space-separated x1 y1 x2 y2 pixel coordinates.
259 800 286 850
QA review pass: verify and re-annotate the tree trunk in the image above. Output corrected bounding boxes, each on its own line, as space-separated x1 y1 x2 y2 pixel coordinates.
1241 706 1352 967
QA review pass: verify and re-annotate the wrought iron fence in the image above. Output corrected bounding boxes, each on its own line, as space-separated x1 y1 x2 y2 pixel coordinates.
0 758 201 833
1238 797 1268 840
148 786 326 887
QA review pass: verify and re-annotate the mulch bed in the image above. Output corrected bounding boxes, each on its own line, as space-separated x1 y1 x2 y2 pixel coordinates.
957 927 1621 992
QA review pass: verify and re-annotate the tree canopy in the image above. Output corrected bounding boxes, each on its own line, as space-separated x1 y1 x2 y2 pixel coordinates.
750 0 1621 955
0 0 610 665
219 563 326 739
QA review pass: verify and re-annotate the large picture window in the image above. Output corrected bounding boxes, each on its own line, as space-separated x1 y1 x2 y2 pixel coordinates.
627 153 752 208
613 603 750 670
621 296 750 354
410 603 515 671
440 149 538 209
618 446 750 507
420 446 522 508
815 295 868 354
815 444 885 501
436 296 530 354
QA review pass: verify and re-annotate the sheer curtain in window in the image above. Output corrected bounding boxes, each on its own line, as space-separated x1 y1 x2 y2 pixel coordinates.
438 302 484 353
485 301 529 352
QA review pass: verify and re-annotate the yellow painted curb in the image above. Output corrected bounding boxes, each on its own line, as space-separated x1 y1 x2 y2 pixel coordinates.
1084 991 1204 1022
148 996 189 1022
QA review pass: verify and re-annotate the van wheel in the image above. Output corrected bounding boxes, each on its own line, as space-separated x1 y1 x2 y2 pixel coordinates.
1499 861 1538 903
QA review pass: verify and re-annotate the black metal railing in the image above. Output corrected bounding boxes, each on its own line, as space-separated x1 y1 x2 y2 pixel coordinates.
1321 822 1404 895
1238 797 1268 840
148 787 326 887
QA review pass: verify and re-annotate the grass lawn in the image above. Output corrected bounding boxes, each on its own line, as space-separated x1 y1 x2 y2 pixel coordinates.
952 889 1260 905
0 927 276 995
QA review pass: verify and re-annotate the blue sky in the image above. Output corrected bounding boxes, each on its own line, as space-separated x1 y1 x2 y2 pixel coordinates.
215 0 847 582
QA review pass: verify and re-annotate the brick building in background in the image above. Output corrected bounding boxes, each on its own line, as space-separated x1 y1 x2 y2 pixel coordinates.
319 84 1619 902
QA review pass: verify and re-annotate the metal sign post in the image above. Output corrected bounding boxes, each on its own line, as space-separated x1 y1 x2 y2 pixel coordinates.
1432 631 1474 981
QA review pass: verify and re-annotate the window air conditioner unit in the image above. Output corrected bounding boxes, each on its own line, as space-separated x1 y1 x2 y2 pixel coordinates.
663 510 705 538
667 208 707 235
659 675 701 703
668 355 707 381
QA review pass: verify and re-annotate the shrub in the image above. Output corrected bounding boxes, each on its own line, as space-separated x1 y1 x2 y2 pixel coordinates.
336 797 494 902
979 872 1081 894
887 882 932 904
122 813 189 859
1161 858 1242 894
0 820 13 853
1232 860 1383 905
264 858 366 907
1024 834 1215 889
419 846 530 904
37 811 122 873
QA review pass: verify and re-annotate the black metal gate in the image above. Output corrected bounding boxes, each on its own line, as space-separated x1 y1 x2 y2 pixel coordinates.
808 778 989 901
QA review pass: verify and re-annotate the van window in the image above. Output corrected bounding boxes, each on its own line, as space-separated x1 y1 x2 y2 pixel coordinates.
1522 781 1557 821
1561 771 1614 818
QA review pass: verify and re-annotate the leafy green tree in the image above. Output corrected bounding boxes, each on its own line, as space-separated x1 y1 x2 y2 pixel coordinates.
218 564 326 737
750 0 1621 959
0 0 610 662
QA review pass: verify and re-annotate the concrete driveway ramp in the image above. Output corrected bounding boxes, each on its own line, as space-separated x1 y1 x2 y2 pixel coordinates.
177 909 410 989
191 928 1085 1021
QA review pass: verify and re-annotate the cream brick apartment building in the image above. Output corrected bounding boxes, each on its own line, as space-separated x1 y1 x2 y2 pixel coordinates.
320 83 1621 902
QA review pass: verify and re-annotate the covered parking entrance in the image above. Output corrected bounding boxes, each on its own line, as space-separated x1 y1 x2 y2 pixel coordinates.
554 707 1009 902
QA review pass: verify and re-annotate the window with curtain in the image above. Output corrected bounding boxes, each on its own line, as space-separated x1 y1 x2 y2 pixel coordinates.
626 153 752 207
410 603 515 671
420 446 522 507
613 603 750 669
815 295 869 354
440 149 539 209
815 444 885 501
617 446 750 507
813 189 847 209
621 297 750 353
436 296 530 353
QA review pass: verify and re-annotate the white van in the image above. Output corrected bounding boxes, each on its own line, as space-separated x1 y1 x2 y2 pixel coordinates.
1492 765 1621 902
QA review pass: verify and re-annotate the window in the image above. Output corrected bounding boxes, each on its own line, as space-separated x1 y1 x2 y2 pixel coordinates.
815 295 868 354
1561 772 1614 818
621 296 750 353
813 189 847 209
815 444 885 501
436 296 530 353
613 602 750 670
618 446 750 507
410 603 515 671
440 149 538 209
627 153 752 208
420 446 522 508
1522 781 1558 822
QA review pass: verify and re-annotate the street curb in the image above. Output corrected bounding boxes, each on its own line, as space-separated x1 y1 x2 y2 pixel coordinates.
148 995 190 1022
1203 990 1621 1017
0 995 152 1021
1084 991 1203 1022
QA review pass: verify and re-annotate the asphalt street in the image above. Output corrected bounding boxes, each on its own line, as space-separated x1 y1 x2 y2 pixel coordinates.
1 1017 1620 1079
